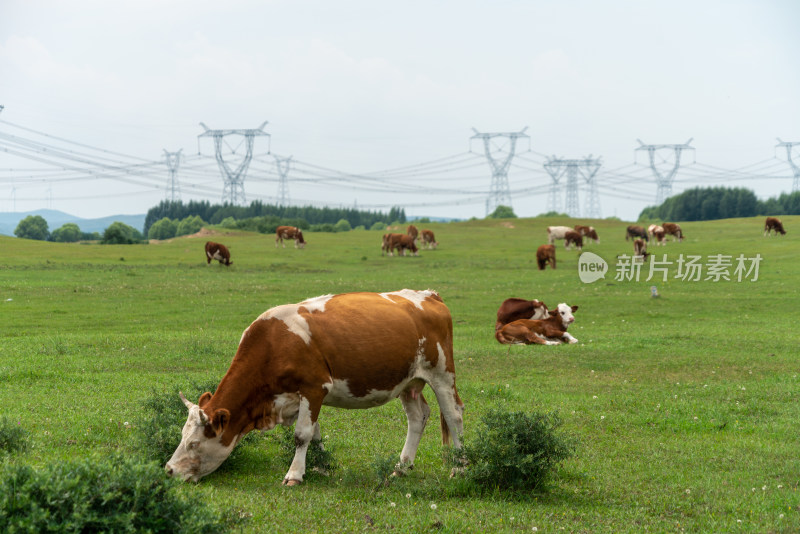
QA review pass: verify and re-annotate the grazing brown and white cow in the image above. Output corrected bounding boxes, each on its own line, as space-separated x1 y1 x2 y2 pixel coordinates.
564 230 583 251
661 222 683 242
633 238 649 261
383 233 419 256
546 226 573 245
573 225 599 243
275 226 307 249
165 290 464 485
648 224 665 246
205 241 232 266
407 224 419 243
764 217 786 236
421 229 438 249
495 297 550 331
626 225 648 241
536 244 556 270
495 303 579 345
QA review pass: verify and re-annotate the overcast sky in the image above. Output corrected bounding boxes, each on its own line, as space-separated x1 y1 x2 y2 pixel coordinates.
1 0 799 222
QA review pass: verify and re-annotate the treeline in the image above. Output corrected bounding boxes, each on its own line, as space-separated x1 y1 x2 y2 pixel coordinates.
143 200 406 236
639 187 800 222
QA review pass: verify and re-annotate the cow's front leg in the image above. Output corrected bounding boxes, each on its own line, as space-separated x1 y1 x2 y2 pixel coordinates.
562 332 579 344
282 395 321 486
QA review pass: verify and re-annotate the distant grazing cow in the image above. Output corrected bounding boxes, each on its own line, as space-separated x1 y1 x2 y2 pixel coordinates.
546 226 573 245
648 225 665 246
495 298 550 331
626 225 648 241
383 233 418 256
205 241 232 266
536 244 556 270
661 222 683 242
407 224 419 243
421 229 438 249
275 226 306 249
564 231 583 251
633 238 649 261
165 289 464 485
495 303 579 345
764 217 786 236
573 225 599 243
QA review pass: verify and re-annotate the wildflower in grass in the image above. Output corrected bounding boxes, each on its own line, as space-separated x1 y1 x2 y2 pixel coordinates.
685 489 690 494
390 502 396 508
430 503 437 510
592 395 598 399
405 493 411 499
762 485 767 491
600 416 605 420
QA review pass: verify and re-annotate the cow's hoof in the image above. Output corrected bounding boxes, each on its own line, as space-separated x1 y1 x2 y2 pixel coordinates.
569 338 579 344
282 478 302 487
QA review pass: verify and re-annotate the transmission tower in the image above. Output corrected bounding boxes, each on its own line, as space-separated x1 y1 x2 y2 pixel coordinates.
636 139 694 204
776 138 800 192
198 121 270 205
274 155 292 206
471 127 530 216
163 149 182 202
544 156 603 217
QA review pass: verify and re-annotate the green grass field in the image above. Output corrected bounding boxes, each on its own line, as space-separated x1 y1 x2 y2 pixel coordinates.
2 216 799 532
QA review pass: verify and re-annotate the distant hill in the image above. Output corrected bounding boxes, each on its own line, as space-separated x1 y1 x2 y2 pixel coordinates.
0 209 146 237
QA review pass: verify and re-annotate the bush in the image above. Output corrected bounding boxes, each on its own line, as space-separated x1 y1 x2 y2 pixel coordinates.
370 221 387 231
101 222 145 244
310 223 335 233
0 454 234 532
219 216 237 229
51 223 82 243
175 215 206 237
14 215 49 241
333 218 352 232
148 217 178 240
487 205 517 219
0 417 27 454
448 409 574 492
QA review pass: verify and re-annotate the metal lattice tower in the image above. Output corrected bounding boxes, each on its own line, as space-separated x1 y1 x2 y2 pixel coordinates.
163 149 182 202
776 138 800 192
636 139 694 204
471 127 529 216
198 121 270 205
274 155 292 206
544 156 602 217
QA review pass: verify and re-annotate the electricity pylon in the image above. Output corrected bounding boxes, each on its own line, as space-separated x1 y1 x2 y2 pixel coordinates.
544 156 602 218
198 121 270 205
471 127 529 216
776 138 800 193
163 149 182 202
636 139 694 204
274 155 292 206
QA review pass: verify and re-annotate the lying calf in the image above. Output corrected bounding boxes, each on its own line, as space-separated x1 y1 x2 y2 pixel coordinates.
495 303 579 345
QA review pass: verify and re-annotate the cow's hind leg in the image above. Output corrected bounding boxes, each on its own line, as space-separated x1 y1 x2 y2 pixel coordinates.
395 384 431 473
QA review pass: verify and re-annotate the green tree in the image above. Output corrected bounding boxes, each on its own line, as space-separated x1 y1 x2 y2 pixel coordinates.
175 215 205 237
370 221 386 231
14 215 50 241
334 218 352 232
147 218 178 240
102 222 144 244
487 205 517 219
51 223 82 243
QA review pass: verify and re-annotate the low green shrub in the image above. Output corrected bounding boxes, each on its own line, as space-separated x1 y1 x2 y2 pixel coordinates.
0 453 235 532
448 408 574 493
0 417 27 454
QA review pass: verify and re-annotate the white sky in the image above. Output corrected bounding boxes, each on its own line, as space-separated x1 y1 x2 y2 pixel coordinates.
1 0 799 221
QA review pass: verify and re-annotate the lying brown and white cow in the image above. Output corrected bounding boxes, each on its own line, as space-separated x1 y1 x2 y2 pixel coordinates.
205 241 232 266
764 217 786 236
626 225 648 241
546 225 573 245
165 290 464 485
633 238 649 261
421 229 438 249
275 226 307 249
536 244 556 270
661 222 683 242
495 303 579 345
495 297 550 331
382 233 418 256
573 225 599 243
407 224 419 243
564 230 583 251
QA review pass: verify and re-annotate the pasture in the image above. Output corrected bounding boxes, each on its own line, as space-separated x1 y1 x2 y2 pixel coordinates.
1 215 799 532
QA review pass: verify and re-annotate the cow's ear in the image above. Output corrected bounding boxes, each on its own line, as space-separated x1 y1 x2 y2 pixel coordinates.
198 392 212 408
211 409 230 435
571 305 579 312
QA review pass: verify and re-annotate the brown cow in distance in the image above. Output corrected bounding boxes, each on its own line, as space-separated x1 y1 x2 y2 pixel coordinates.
661 222 684 242
495 303 579 345
205 241 232 266
564 231 583 250
573 225 599 243
421 229 438 249
626 225 649 241
382 233 418 256
275 226 306 249
633 238 649 261
495 298 550 331
407 224 419 243
764 217 786 236
165 290 464 485
536 244 556 270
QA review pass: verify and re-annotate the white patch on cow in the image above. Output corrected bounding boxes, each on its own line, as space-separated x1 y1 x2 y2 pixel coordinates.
299 294 333 313
563 332 579 344
555 303 576 329
212 251 224 261
284 397 313 484
379 289 436 310
166 404 240 482
547 226 572 243
258 304 312 345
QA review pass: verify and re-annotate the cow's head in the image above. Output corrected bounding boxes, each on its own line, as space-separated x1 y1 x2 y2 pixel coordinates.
555 303 578 328
165 392 238 482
